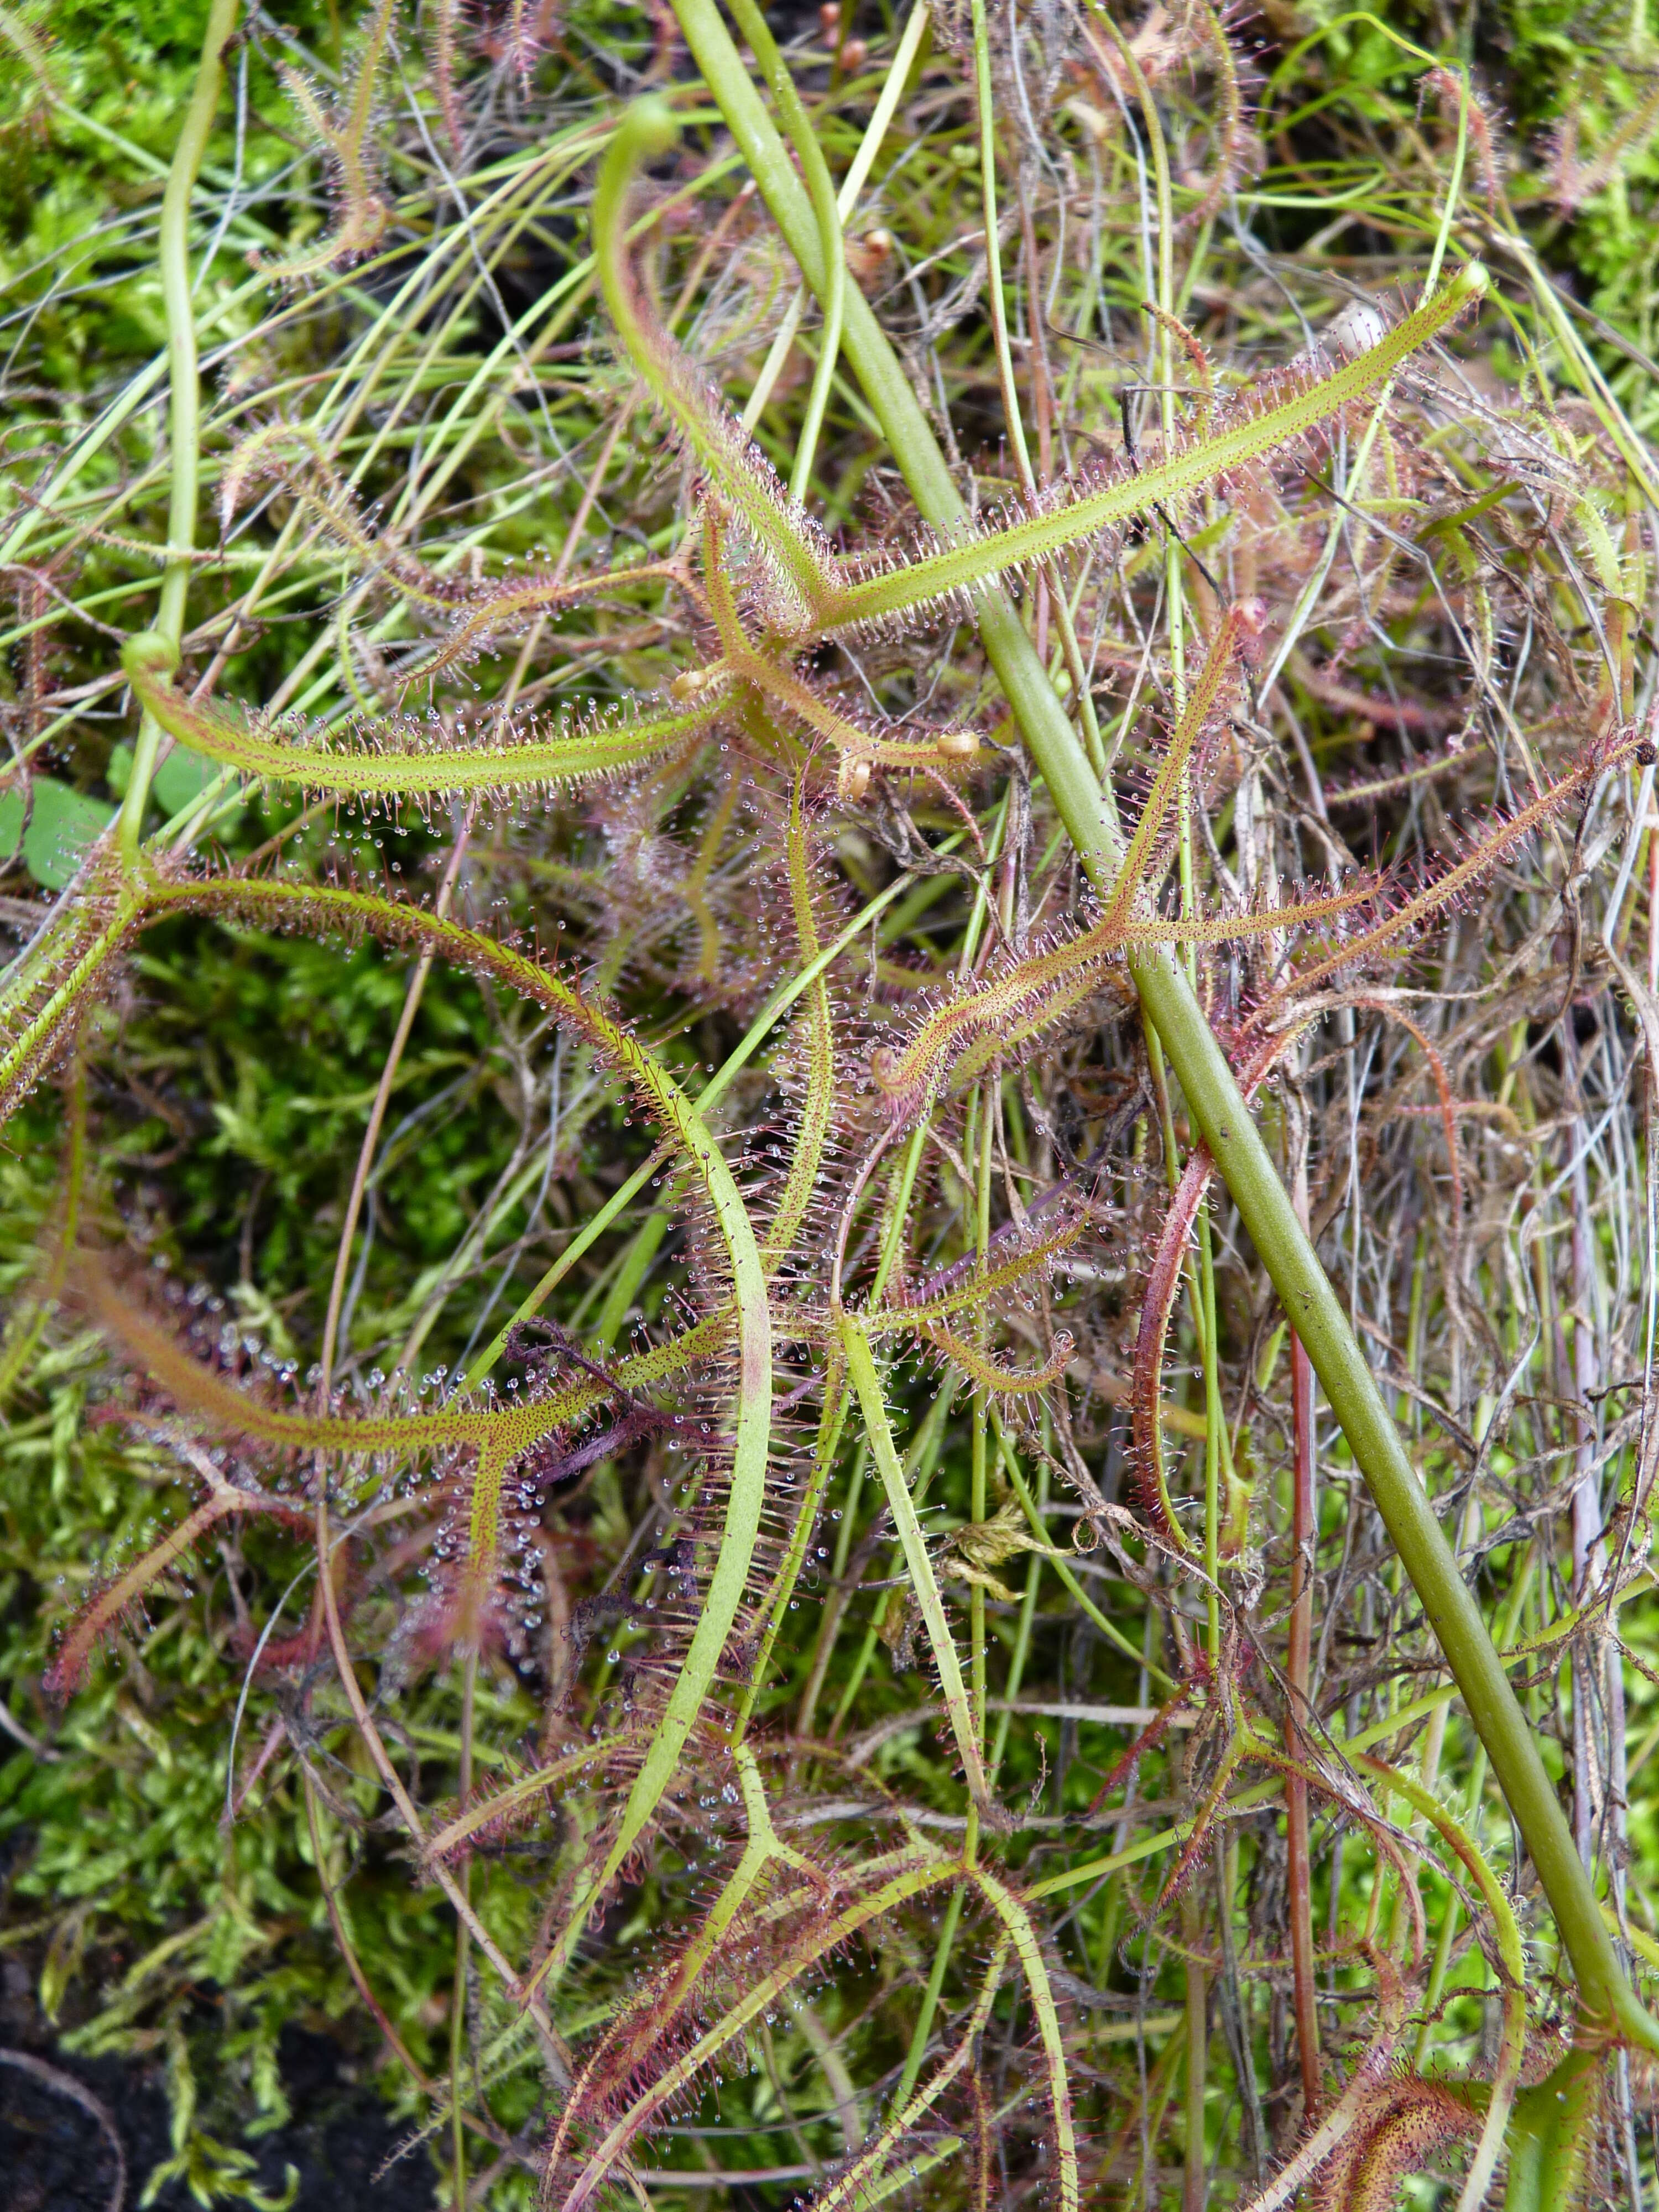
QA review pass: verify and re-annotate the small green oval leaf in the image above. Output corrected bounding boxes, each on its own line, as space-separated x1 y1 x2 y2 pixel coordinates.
22 779 115 890
153 744 221 818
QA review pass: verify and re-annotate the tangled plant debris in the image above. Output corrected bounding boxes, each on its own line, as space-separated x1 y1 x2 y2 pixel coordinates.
7 1 1659 2206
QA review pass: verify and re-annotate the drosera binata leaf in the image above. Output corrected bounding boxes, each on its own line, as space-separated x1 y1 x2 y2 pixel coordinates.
815 262 1490 639
690 481 983 784
54 874 770 1900
545 1741 828 2197
1252 716 1657 1029
860 602 1231 1119
254 0 400 282
598 98 1485 655
122 632 724 804
858 591 1370 1133
131 874 773 1951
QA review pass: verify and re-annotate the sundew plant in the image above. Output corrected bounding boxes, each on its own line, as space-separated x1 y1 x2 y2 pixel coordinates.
7 1 1659 2207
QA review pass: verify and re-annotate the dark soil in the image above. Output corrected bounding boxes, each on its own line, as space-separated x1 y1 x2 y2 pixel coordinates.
0 1961 436 2211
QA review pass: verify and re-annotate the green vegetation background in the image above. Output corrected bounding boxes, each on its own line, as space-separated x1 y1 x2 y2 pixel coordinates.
3 1 1659 2204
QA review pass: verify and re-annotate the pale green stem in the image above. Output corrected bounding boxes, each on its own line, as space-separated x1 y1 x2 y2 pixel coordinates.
666 0 1659 2049
118 0 241 868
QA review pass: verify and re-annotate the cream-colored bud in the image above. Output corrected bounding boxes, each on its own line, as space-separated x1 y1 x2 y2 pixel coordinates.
1324 299 1389 357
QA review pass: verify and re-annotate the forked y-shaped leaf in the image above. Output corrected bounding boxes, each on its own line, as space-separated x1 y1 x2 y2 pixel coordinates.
807 1929 1011 2212
601 95 1485 649
555 1853 953 2207
62 875 770 1910
868 883 1374 1134
866 1212 1091 1334
1256 718 1653 1023
546 1741 825 2197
